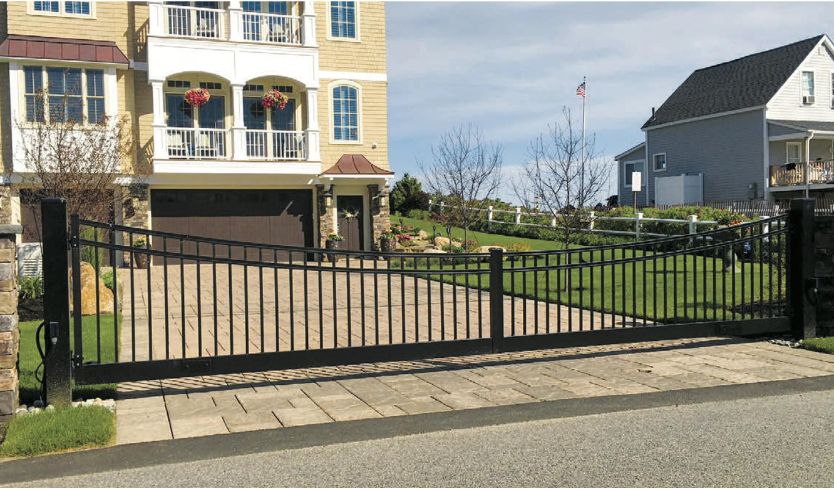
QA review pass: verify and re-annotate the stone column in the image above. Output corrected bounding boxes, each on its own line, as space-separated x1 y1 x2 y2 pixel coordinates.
368 184 391 251
120 184 151 265
0 225 20 442
317 185 337 247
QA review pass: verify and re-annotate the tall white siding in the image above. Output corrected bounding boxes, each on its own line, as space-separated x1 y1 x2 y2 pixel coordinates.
768 41 834 121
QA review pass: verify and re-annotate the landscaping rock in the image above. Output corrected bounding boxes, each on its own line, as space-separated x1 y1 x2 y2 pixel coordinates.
416 230 428 240
423 248 447 254
78 262 114 315
433 236 462 248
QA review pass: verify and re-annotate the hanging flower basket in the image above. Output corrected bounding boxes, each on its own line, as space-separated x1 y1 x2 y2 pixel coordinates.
261 89 288 110
184 87 211 107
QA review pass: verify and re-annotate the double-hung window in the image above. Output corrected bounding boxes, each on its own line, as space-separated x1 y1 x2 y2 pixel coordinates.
802 71 815 104
33 1 92 16
332 85 358 141
330 1 356 39
624 161 644 188
653 153 667 171
23 66 106 123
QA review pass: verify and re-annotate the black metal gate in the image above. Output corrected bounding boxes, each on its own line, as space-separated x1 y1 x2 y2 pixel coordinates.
40 199 817 393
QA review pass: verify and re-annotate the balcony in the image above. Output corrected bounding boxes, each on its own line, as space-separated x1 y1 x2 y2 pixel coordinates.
159 127 314 163
770 160 834 187
245 129 306 161
150 1 314 48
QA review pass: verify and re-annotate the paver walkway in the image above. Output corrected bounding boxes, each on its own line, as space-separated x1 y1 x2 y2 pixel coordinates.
117 263 646 361
114 337 834 444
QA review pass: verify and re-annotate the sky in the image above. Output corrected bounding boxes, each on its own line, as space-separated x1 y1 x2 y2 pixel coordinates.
385 1 834 201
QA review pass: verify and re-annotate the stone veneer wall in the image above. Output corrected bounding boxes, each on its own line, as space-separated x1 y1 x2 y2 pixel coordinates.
369 185 390 251
0 225 19 442
816 216 834 336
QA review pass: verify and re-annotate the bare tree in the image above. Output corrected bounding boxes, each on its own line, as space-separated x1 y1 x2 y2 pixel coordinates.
514 107 611 248
16 100 132 239
420 124 503 247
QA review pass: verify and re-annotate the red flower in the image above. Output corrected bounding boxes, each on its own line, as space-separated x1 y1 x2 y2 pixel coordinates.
184 88 210 107
261 89 288 110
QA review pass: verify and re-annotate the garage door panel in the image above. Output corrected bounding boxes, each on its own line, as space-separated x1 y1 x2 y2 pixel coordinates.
151 189 314 264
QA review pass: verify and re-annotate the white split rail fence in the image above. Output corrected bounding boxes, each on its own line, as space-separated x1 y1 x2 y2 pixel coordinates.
427 200 725 239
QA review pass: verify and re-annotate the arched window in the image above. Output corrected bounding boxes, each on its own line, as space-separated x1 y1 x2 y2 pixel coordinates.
332 85 358 141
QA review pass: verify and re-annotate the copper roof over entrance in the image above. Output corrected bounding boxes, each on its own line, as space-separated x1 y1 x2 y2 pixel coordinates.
321 154 393 176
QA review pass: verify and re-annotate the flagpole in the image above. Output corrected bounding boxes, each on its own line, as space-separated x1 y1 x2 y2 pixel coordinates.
581 76 586 205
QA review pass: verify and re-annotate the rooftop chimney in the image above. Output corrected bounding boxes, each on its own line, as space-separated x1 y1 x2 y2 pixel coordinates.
651 107 656 117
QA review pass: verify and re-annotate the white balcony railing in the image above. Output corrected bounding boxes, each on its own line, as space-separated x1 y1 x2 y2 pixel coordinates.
245 129 306 161
242 12 302 45
166 127 228 160
165 4 225 39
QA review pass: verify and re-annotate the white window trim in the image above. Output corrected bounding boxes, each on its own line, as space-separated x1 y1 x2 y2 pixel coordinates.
241 83 301 132
652 152 667 172
326 1 361 43
786 141 803 164
623 160 644 189
162 74 231 129
16 62 115 126
801 70 815 105
830 70 834 109
328 79 362 145
28 1 96 19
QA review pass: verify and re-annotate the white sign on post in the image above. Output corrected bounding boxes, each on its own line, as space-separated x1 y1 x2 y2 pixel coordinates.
631 172 642 191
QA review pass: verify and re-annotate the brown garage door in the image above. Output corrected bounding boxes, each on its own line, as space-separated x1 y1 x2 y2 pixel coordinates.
151 189 314 260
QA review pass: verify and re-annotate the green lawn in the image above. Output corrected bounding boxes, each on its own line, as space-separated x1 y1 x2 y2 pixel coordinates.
18 315 118 405
0 406 114 458
801 337 834 355
392 216 786 323
395 215 569 251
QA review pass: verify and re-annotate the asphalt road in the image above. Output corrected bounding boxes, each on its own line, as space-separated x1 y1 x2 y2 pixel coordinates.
10 388 834 487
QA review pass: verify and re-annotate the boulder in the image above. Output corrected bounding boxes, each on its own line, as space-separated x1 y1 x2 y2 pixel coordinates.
433 236 462 248
78 262 114 315
416 230 428 240
423 248 447 254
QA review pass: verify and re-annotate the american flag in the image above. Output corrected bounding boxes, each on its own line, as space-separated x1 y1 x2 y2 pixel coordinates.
576 81 586 98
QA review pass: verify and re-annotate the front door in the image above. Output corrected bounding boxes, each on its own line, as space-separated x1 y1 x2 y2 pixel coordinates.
337 195 364 251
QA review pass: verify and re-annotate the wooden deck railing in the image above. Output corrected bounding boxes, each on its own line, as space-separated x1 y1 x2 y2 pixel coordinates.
769 160 834 187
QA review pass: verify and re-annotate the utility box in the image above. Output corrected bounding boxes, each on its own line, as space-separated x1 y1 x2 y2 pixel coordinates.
654 173 704 205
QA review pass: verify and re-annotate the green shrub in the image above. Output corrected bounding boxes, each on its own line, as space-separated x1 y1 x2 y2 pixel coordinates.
100 269 115 292
18 276 43 301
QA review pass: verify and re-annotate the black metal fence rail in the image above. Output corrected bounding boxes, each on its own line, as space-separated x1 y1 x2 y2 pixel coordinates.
67 213 792 384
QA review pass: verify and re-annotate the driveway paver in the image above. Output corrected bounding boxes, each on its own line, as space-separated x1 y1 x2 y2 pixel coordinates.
115 337 834 443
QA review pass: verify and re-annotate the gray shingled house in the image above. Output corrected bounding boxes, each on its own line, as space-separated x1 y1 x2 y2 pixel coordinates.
617 34 834 206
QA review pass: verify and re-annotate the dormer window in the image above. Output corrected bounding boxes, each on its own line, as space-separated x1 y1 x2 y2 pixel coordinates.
801 71 815 105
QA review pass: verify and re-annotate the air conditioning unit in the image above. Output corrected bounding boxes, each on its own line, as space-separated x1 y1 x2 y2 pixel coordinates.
803 95 815 105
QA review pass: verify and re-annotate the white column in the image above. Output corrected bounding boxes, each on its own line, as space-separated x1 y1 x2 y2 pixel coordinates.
148 0 165 37
228 0 243 42
104 67 118 118
151 80 168 161
305 87 321 162
302 0 318 47
231 83 247 160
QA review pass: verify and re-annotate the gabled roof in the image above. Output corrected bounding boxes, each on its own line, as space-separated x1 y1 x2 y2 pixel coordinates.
614 142 645 161
642 35 827 129
0 35 129 65
321 154 393 176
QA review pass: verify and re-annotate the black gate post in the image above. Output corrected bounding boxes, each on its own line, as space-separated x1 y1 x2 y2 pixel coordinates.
788 198 816 340
41 198 72 406
489 248 505 352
